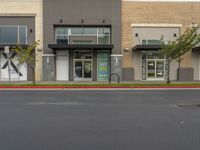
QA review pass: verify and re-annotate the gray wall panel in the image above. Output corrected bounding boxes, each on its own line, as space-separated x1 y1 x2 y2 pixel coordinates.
43 0 121 54
0 16 35 80
0 16 35 44
42 56 56 80
69 51 74 81
192 52 200 80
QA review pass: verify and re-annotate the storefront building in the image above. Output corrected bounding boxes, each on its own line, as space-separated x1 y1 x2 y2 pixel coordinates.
0 0 43 81
43 0 122 81
122 0 200 81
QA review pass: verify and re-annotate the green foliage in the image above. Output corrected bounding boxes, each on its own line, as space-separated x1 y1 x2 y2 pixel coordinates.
12 41 39 68
11 41 40 84
160 24 200 63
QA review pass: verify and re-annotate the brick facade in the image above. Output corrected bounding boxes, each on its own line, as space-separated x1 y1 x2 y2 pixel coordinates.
122 1 200 68
122 1 200 81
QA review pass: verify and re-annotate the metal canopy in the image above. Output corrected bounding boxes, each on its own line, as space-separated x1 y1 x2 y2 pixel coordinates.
48 44 114 50
132 44 161 51
192 46 200 52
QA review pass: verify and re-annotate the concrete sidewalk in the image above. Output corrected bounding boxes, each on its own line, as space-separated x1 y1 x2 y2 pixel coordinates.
1 80 200 85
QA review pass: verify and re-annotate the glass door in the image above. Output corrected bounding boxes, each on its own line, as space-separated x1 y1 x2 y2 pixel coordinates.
147 59 165 80
83 60 92 79
74 60 92 80
156 60 165 78
75 60 83 79
147 60 156 79
74 50 92 81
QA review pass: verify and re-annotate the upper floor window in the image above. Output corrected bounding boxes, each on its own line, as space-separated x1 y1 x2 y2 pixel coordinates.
0 26 27 44
55 27 111 45
142 39 162 45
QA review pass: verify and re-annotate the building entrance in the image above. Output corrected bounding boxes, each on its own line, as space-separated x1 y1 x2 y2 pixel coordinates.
147 59 165 80
142 52 166 81
74 51 92 80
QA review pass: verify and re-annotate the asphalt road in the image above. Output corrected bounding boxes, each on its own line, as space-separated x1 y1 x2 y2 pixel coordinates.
0 90 200 150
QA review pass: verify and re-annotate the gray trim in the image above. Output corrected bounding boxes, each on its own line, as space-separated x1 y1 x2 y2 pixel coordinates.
0 14 37 17
92 50 97 81
0 45 28 50
69 51 74 81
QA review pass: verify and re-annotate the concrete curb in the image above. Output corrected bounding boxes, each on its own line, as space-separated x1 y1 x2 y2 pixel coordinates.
1 86 200 89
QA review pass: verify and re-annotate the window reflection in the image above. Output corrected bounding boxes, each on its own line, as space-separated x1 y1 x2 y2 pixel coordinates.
0 26 27 44
55 27 111 45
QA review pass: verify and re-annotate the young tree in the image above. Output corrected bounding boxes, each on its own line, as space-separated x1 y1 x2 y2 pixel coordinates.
12 41 40 84
160 25 200 84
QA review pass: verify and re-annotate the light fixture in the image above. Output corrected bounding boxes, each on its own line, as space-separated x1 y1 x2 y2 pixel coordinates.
174 33 177 37
135 33 139 37
59 19 63 23
29 29 33 33
124 48 130 52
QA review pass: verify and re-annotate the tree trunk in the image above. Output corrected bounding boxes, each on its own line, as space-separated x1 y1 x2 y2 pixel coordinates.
167 60 171 84
32 67 35 85
178 57 181 81
29 65 35 85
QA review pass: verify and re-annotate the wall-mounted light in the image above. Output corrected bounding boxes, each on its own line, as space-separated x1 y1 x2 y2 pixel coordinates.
81 19 84 24
135 33 139 37
124 48 130 52
29 29 33 33
174 33 177 37
59 19 63 24
102 19 106 24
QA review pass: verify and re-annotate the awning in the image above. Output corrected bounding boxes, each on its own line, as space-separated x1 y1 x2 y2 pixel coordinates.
132 44 161 51
192 46 200 52
0 44 28 51
48 44 114 50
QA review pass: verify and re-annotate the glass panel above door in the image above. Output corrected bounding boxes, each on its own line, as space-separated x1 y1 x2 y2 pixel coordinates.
55 27 111 45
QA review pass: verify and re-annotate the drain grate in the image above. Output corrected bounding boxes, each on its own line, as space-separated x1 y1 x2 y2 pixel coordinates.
176 104 200 109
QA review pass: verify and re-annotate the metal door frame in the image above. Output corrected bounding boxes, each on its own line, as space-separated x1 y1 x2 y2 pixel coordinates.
146 59 165 81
